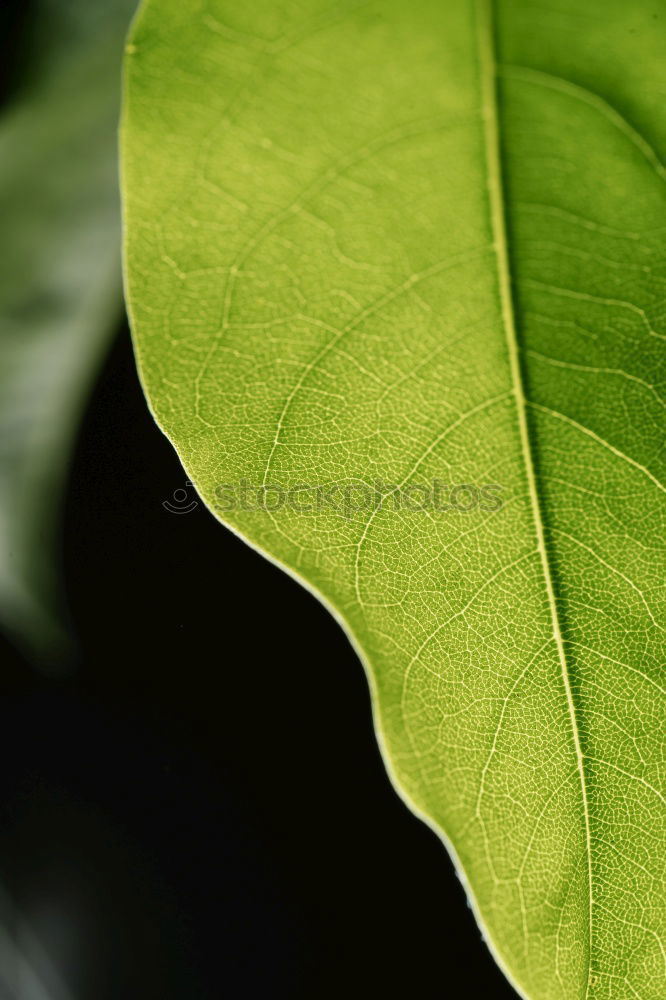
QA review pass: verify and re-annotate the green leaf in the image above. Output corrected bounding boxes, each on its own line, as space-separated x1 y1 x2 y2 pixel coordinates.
0 0 135 660
121 1 666 996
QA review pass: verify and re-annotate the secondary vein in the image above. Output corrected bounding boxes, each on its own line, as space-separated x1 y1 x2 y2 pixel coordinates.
475 0 595 992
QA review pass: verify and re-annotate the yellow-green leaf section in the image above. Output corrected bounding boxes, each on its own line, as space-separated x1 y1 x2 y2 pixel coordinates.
121 1 666 996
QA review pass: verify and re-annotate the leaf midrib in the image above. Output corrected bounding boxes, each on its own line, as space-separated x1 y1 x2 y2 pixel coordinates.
476 0 594 992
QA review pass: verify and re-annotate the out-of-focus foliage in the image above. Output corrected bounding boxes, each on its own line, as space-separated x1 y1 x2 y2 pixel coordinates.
0 0 135 661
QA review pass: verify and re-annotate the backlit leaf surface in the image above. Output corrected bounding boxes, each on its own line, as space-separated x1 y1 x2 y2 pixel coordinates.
122 2 666 995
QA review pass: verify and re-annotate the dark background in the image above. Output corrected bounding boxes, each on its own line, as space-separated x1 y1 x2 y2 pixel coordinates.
0 322 520 998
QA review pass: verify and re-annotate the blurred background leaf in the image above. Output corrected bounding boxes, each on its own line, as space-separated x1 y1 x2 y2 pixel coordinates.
0 0 136 663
